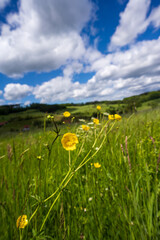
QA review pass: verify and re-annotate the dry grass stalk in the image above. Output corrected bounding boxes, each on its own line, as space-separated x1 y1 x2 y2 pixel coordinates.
120 143 125 155
7 144 13 161
149 136 156 149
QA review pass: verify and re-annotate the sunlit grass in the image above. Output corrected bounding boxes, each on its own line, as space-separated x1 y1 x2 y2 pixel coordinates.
0 108 160 239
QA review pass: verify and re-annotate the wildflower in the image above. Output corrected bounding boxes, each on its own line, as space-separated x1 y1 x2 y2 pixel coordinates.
79 119 86 122
108 114 122 120
108 115 115 120
103 112 109 116
47 115 54 120
63 111 71 117
16 215 28 228
93 118 99 125
82 125 90 131
94 162 101 168
61 133 78 151
88 122 94 125
114 114 122 121
97 105 101 111
37 156 42 160
88 197 93 201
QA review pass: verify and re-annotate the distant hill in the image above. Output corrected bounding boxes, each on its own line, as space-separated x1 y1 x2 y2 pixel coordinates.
123 90 160 104
0 90 160 115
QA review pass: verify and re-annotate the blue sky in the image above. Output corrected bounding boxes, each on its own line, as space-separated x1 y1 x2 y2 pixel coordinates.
0 0 160 105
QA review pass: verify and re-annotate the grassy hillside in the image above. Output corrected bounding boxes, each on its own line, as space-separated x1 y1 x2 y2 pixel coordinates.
0 107 160 239
1 95 160 137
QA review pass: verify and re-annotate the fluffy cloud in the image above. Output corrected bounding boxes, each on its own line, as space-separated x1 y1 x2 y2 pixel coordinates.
109 0 160 50
0 0 93 77
1 0 160 104
24 100 31 106
149 6 160 28
33 36 160 102
4 34 160 103
33 76 80 103
94 37 160 81
0 0 10 10
4 83 33 100
72 76 160 101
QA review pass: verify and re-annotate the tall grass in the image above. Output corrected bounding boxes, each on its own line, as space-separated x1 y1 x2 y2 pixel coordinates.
0 109 160 239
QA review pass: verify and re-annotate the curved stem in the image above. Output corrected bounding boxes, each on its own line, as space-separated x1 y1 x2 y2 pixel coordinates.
29 120 116 230
40 192 61 231
28 205 40 224
69 150 71 171
76 120 109 170
43 168 72 203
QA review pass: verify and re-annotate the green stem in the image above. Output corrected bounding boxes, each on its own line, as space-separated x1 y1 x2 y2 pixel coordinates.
43 168 72 203
75 121 115 172
19 229 22 240
28 205 40 224
76 120 110 170
69 150 71 171
29 120 116 230
40 192 61 231
39 121 116 230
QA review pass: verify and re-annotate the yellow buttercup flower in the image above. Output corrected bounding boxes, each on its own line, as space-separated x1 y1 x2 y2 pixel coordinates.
97 105 101 111
108 115 115 120
61 133 78 151
47 115 54 120
16 215 28 228
93 118 99 125
108 114 122 120
94 163 101 168
82 125 90 131
63 111 71 117
114 114 122 121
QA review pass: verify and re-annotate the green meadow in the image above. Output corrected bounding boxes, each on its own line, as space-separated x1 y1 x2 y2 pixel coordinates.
0 104 160 239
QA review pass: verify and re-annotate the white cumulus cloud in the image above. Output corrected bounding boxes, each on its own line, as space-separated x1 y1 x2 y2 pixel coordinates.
4 83 33 100
108 0 160 50
1 0 160 104
24 100 31 106
149 5 160 29
0 0 93 77
33 76 80 103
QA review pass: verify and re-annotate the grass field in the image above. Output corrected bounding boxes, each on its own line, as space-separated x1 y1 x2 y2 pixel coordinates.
0 107 160 239
1 98 160 137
